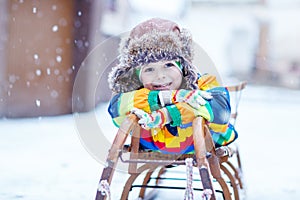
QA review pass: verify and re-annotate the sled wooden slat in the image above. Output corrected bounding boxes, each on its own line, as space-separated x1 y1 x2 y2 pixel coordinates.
226 81 247 92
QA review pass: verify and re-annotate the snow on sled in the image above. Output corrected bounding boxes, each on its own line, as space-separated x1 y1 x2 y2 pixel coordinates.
95 82 246 200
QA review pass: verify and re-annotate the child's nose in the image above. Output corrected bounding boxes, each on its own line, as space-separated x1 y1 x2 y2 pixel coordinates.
157 71 166 79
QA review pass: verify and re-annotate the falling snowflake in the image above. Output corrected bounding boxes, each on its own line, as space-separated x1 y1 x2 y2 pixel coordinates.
9 75 18 83
36 69 42 76
33 54 39 60
51 90 59 98
52 25 59 32
52 5 57 11
32 7 37 14
56 56 62 63
35 99 41 107
46 68 51 75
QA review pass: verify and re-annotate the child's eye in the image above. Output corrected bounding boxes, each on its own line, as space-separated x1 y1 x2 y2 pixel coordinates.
165 62 175 68
144 67 154 72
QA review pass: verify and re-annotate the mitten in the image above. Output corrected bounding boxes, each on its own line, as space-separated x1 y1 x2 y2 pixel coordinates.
159 89 212 109
131 107 170 129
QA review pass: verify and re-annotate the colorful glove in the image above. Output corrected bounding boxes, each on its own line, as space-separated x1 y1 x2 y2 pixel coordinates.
159 89 212 109
131 107 170 130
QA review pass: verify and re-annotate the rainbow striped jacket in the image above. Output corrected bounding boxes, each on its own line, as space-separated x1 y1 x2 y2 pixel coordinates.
108 74 238 154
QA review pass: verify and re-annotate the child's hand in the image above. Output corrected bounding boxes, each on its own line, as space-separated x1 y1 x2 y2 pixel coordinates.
131 108 170 130
172 89 212 109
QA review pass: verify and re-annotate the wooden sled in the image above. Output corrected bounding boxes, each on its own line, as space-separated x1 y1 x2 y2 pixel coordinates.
95 82 247 200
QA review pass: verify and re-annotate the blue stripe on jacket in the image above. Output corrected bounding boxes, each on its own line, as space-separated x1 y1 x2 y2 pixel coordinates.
108 93 121 118
206 87 231 125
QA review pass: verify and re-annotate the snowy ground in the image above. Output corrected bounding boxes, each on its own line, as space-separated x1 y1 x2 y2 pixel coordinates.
1 84 300 200
233 85 300 200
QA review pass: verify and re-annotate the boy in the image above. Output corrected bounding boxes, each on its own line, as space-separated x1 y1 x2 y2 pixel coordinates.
107 18 237 154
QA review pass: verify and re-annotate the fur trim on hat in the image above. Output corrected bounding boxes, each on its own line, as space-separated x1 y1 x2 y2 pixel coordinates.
108 23 199 93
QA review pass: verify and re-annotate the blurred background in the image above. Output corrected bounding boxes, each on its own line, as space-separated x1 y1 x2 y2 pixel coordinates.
1 0 300 118
1 0 300 200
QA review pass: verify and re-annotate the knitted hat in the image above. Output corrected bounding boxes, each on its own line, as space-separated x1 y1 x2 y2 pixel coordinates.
108 18 199 93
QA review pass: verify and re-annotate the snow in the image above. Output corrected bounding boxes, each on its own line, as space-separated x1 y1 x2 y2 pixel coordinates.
236 86 300 200
33 54 38 60
32 7 37 14
2 1 300 199
35 99 41 107
35 70 41 76
56 56 62 63
52 25 59 32
1 84 300 199
0 116 99 200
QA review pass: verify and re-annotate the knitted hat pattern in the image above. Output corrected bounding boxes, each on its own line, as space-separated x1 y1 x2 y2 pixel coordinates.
108 18 199 93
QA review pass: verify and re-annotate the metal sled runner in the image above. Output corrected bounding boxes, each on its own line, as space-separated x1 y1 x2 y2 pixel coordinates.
95 82 247 200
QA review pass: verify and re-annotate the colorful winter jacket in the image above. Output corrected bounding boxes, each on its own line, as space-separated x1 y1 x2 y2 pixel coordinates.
108 74 238 154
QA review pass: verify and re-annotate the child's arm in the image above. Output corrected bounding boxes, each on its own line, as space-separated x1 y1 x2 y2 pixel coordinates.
131 107 171 130
196 74 237 146
130 101 214 129
108 87 213 126
155 74 231 125
158 89 212 109
108 74 231 127
108 88 158 127
108 90 214 128
197 74 231 124
205 87 231 125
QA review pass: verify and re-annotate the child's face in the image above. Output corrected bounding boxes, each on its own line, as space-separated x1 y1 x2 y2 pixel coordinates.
140 60 182 90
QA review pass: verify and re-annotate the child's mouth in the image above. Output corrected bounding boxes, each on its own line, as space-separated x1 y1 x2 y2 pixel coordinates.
152 82 172 90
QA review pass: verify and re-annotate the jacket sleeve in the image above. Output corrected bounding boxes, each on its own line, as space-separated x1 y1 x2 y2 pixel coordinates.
197 74 231 124
108 88 161 127
108 88 215 127
165 102 214 126
206 87 231 124
197 74 237 146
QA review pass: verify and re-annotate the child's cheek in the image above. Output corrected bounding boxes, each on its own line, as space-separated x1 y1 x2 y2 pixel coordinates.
144 83 153 90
